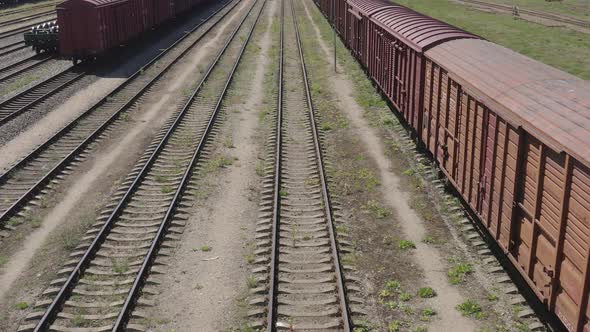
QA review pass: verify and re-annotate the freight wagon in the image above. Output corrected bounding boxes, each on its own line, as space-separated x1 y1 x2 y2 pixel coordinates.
313 0 590 330
54 0 207 63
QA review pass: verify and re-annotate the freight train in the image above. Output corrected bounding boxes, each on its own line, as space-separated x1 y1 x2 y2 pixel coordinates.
24 0 209 63
313 0 590 330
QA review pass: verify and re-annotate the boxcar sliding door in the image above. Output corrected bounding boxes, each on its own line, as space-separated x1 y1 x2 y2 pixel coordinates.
511 135 566 304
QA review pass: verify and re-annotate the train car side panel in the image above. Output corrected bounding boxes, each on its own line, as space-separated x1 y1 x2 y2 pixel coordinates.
550 158 590 332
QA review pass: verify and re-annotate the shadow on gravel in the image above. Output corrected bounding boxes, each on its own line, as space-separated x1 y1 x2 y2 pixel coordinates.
82 0 233 79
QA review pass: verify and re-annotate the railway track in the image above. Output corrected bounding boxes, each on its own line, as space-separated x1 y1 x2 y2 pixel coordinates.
0 53 52 82
249 0 354 329
459 0 590 29
0 66 84 125
0 17 54 39
0 0 243 230
0 40 26 56
0 2 56 18
17 0 266 330
0 9 53 28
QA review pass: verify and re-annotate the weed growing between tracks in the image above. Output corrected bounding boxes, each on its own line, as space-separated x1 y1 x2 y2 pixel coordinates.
2 72 38 97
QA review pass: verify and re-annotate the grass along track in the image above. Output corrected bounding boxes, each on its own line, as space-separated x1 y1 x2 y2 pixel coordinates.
0 2 56 18
0 53 52 84
0 66 85 125
0 0 241 236
18 0 266 329
456 0 590 30
248 0 355 329
392 0 590 80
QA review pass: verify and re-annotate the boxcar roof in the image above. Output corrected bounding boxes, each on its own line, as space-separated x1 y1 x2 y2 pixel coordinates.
58 0 126 8
346 0 394 15
370 6 478 51
347 0 478 51
427 39 590 165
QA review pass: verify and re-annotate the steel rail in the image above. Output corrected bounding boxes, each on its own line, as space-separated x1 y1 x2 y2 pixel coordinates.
265 0 352 329
115 0 267 328
265 0 284 326
0 66 85 125
0 9 54 28
0 40 25 55
291 0 351 328
0 54 51 82
0 0 240 227
0 3 56 18
0 18 54 39
32 0 264 329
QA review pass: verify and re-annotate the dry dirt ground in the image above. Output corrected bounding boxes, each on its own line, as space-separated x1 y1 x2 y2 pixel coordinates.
142 0 276 330
0 0 553 330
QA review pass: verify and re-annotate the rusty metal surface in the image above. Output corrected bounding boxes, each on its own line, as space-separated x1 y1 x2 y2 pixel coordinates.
423 47 590 332
370 6 478 51
57 0 206 57
346 0 392 15
426 39 590 166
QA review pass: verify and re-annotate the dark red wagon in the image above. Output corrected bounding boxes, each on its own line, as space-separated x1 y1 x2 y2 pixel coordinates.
346 0 476 133
425 39 590 332
57 0 144 61
56 0 206 62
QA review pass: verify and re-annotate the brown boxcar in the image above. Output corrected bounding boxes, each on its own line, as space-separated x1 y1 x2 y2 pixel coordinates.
348 0 476 133
57 0 205 61
316 0 347 34
312 0 590 330
425 39 590 332
58 0 149 59
343 0 389 63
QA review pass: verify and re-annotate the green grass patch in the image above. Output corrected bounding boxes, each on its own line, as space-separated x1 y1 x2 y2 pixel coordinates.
0 255 8 267
204 155 234 174
363 199 390 219
15 302 29 310
357 168 380 191
246 275 258 288
417 287 437 298
456 299 486 319
422 235 438 244
485 0 589 19
111 258 129 274
160 185 174 194
448 258 474 284
398 239 416 250
399 292 412 301
388 320 403 332
392 0 590 80
421 307 437 320
72 314 85 327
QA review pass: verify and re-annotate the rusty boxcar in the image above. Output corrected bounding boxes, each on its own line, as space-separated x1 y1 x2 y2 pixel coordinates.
313 0 590 330
57 0 206 63
425 39 590 332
